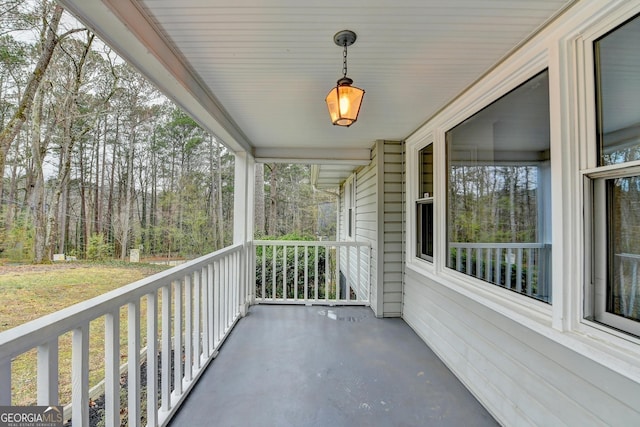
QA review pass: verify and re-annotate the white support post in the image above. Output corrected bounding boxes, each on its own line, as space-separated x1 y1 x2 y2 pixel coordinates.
208 264 215 351
239 248 248 316
173 280 183 395
104 312 120 427
0 359 10 405
184 275 193 382
200 267 209 358
233 151 255 311
146 292 158 427
193 270 201 370
213 261 220 347
128 301 141 427
37 339 59 406
72 324 89 427
233 151 255 245
161 285 172 413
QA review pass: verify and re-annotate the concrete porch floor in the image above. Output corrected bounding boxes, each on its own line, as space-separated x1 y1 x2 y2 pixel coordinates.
169 305 498 427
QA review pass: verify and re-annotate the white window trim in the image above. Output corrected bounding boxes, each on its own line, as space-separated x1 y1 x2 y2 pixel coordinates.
407 67 557 323
407 135 436 274
588 169 640 337
403 0 640 379
575 1 640 346
561 1 640 358
344 175 356 241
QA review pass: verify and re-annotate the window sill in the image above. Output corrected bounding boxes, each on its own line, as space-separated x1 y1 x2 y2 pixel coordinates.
407 257 435 277
406 262 552 331
549 322 640 385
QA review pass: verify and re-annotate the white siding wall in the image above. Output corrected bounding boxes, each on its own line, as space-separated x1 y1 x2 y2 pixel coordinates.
404 269 640 425
380 141 404 317
403 1 640 425
354 145 379 314
338 146 379 314
338 141 406 317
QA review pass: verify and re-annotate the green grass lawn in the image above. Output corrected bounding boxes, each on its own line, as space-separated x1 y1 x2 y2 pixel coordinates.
0 262 170 406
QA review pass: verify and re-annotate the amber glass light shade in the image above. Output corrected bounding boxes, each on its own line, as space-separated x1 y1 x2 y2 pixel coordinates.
325 77 365 127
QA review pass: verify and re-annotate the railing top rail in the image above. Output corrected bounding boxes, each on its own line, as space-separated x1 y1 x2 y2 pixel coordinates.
616 253 640 260
253 240 371 248
449 242 547 249
0 243 244 360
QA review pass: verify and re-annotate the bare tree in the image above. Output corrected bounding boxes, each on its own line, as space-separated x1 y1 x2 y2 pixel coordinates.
254 162 265 236
0 4 83 200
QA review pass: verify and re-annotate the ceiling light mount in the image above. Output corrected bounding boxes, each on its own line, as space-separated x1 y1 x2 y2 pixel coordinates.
325 29 365 127
333 30 357 48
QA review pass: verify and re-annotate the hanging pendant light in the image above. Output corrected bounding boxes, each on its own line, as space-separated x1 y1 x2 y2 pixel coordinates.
325 30 365 127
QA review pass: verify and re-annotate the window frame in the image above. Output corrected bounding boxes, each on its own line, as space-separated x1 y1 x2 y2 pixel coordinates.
586 166 640 337
416 144 435 262
406 54 554 315
407 137 437 270
580 7 640 341
443 69 553 304
344 176 356 240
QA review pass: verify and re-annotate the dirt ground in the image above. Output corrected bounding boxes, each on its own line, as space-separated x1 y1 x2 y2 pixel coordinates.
0 260 175 275
0 262 93 275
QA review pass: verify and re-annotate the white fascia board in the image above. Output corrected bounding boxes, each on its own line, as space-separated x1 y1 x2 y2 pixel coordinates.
58 0 252 154
255 148 371 165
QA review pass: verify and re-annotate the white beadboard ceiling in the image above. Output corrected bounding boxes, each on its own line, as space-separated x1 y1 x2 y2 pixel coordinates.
60 0 575 174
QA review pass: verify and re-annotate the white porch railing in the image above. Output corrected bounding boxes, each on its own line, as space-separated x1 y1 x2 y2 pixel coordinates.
449 242 551 303
252 240 371 305
0 243 247 427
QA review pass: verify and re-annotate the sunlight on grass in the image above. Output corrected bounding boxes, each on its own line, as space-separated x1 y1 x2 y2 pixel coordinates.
0 263 169 406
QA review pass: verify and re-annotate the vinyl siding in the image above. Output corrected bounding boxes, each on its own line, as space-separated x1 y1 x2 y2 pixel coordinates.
381 141 404 317
403 269 640 425
338 140 405 317
338 146 378 313
354 144 379 314
402 1 640 425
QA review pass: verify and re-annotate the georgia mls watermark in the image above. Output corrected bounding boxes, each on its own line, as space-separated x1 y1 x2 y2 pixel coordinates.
0 406 63 427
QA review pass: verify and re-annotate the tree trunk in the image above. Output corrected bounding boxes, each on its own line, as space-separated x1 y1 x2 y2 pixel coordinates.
149 130 157 254
94 116 104 235
268 163 278 236
30 84 47 263
254 162 265 237
216 140 224 248
47 31 94 257
120 130 136 260
106 117 118 243
509 170 517 242
0 5 63 200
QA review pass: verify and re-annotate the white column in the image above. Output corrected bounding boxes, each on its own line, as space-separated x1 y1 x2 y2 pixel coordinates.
233 151 255 312
233 151 255 245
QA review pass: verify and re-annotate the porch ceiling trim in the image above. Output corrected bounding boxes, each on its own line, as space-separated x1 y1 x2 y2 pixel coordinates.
255 148 371 165
58 0 253 153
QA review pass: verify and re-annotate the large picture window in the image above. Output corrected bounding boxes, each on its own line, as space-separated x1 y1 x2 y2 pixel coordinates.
446 70 552 303
587 14 640 337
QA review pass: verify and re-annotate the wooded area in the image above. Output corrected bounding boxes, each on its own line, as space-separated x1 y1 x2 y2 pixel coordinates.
447 165 541 244
0 0 336 263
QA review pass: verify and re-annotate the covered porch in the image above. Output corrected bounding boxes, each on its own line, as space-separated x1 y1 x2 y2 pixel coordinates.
0 242 494 426
2 0 640 426
169 305 496 427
